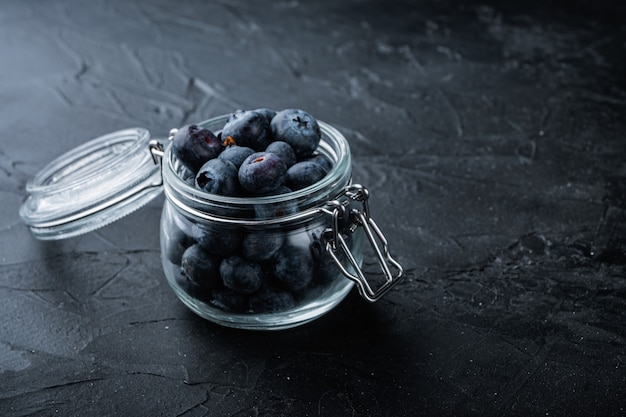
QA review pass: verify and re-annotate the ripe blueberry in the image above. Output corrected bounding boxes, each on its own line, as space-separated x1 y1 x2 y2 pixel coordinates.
164 225 194 264
195 159 239 196
193 224 241 258
270 109 321 158
221 110 272 151
253 185 298 219
309 231 343 288
180 244 222 290
210 288 249 313
285 160 327 190
307 154 333 174
220 255 264 295
238 152 287 194
249 285 296 313
253 108 276 124
218 145 255 168
242 231 284 261
265 141 296 168
172 124 223 173
272 243 314 291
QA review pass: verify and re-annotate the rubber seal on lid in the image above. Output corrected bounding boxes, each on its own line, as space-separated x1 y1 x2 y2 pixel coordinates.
19 128 163 240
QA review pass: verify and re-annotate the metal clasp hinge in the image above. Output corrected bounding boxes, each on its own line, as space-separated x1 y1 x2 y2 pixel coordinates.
148 128 178 165
149 140 165 164
322 184 404 302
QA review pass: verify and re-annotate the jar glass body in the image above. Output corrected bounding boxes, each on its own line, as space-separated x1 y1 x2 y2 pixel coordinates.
159 115 363 330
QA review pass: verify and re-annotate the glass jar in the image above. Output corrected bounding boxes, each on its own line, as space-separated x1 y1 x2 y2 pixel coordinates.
19 114 404 330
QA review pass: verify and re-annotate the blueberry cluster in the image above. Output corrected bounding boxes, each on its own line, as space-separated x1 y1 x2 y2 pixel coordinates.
165 108 348 314
172 108 332 197
165 217 344 314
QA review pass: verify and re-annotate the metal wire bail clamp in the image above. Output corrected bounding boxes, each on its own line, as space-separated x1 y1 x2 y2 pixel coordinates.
322 184 404 302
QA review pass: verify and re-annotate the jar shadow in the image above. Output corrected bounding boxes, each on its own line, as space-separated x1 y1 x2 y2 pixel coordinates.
196 290 385 331
178 289 406 385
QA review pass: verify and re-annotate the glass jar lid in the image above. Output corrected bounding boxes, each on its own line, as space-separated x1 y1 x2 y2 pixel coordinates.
19 128 163 240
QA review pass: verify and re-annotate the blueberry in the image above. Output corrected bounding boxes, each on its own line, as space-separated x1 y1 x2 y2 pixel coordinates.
242 231 284 261
253 185 298 219
309 231 342 287
238 152 287 194
249 285 295 313
164 225 194 264
220 256 264 295
270 109 321 158
172 124 223 173
210 288 249 313
193 225 241 257
253 108 277 124
180 244 222 290
285 160 327 190
273 244 314 291
195 159 239 196
254 200 298 219
173 273 212 302
265 141 296 168
307 154 333 174
221 110 272 151
309 230 328 261
218 145 255 168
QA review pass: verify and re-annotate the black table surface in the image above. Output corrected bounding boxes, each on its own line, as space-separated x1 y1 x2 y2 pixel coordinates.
1 0 625 416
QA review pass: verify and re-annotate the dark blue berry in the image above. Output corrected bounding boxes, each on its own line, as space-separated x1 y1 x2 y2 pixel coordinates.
172 124 223 173
273 244 314 291
309 231 342 287
180 244 221 290
307 154 333 174
195 159 239 196
238 152 287 194
242 231 284 261
285 160 327 190
265 141 296 168
249 285 295 313
221 110 272 151
253 108 276 124
309 231 327 261
270 109 321 158
218 145 255 168
193 225 240 257
173 273 212 302
220 255 264 294
165 225 194 264
210 288 249 313
253 185 298 219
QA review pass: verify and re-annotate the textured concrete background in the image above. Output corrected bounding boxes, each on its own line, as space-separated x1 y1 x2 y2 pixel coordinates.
1 0 625 416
